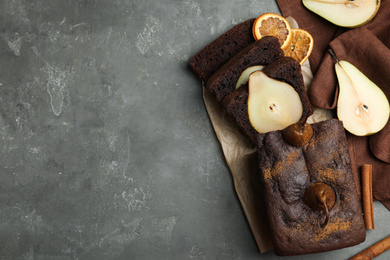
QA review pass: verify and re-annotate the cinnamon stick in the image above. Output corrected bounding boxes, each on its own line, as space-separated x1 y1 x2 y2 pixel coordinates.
349 236 390 260
361 164 374 229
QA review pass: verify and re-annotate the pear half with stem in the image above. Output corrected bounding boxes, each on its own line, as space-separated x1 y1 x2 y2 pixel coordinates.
247 71 303 134
335 60 390 136
282 122 314 147
302 0 380 28
303 183 336 228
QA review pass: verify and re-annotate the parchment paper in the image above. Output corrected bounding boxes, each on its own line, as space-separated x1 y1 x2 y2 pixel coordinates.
202 17 333 253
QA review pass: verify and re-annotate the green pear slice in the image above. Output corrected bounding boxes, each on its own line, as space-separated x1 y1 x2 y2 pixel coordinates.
336 60 390 136
248 71 303 134
302 0 380 28
236 65 264 89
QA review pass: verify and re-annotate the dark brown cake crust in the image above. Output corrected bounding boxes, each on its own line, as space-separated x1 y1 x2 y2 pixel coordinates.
221 57 312 144
256 119 366 256
190 19 256 83
206 36 284 102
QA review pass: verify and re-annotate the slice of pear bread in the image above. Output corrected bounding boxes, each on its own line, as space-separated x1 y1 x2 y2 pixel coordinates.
190 19 256 83
206 36 284 102
221 57 312 144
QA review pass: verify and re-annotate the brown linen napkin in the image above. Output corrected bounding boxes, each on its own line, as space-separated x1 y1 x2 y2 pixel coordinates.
276 0 390 210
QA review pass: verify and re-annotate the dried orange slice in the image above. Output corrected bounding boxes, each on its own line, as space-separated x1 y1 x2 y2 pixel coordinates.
252 13 292 50
283 28 314 65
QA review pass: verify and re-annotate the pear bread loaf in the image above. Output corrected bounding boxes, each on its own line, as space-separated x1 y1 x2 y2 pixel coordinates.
221 57 312 144
256 119 366 256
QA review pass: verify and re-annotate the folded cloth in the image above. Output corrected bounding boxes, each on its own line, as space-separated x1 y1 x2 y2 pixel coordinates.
276 0 390 210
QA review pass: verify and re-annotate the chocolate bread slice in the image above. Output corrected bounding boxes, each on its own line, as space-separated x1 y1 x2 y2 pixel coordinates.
256 119 366 256
221 57 312 144
206 36 284 102
190 18 256 83
221 84 258 144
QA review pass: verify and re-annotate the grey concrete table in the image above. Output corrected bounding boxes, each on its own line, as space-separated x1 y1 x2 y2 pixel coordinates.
1 1 389 259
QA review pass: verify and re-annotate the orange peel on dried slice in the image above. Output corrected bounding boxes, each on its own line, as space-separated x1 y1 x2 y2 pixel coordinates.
283 28 314 65
252 13 292 50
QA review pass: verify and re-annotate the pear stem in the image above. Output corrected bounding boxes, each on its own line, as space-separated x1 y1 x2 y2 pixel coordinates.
321 204 330 228
328 48 339 63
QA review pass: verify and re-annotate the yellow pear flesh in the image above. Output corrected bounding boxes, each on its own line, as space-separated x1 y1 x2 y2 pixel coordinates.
247 71 303 134
302 0 380 28
236 65 264 89
336 60 390 136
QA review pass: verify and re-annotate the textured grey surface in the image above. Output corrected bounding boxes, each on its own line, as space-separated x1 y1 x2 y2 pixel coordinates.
0 0 389 259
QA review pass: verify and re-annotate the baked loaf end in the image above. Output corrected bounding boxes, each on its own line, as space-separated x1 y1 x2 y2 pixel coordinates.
206 36 284 102
221 57 312 144
190 18 255 83
256 119 366 256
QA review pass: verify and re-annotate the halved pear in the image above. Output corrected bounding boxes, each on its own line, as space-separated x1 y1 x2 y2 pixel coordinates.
248 71 303 133
303 183 336 228
302 0 380 28
282 122 314 147
336 60 390 136
236 65 264 89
